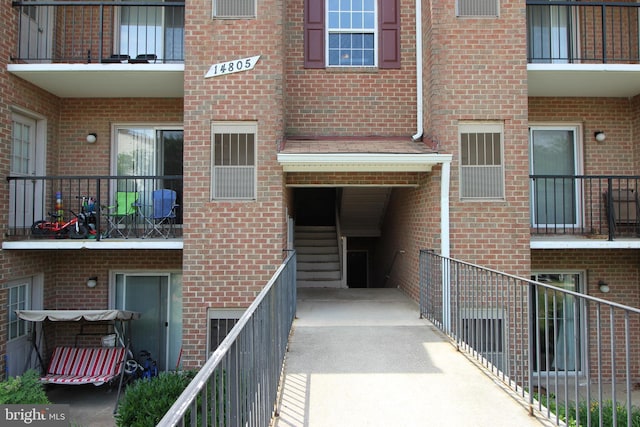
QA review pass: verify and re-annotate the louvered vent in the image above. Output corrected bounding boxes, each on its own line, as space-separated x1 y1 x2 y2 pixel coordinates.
214 0 255 18
457 0 499 17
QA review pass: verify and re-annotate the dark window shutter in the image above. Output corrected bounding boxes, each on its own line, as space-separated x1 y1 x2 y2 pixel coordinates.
304 0 325 68
379 0 401 69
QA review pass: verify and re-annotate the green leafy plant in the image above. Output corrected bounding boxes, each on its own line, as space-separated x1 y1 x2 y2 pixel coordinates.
0 370 50 404
535 392 640 427
115 371 196 427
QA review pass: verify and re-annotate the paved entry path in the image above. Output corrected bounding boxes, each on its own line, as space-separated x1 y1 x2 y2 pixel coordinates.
274 288 551 427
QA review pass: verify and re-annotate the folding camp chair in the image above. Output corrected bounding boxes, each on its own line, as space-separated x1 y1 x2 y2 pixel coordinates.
102 192 139 238
137 189 179 238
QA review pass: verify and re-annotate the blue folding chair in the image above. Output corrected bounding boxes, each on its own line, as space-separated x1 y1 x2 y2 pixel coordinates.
140 189 179 238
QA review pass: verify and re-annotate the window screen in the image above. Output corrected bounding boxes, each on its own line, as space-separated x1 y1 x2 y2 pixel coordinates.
460 124 504 199
212 123 256 200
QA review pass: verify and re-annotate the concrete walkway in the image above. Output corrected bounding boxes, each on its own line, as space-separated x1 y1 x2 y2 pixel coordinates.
274 288 551 427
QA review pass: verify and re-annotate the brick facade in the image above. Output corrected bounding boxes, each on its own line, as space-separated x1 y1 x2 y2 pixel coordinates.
0 0 638 393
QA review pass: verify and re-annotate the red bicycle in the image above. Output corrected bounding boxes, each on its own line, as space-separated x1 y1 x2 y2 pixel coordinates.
31 196 95 239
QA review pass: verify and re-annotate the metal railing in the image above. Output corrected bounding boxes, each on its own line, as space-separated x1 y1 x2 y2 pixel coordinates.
527 1 640 64
157 250 297 427
12 1 184 63
6 175 183 240
530 175 640 240
420 250 640 426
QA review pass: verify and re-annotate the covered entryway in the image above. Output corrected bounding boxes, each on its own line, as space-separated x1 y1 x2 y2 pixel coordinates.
278 138 452 289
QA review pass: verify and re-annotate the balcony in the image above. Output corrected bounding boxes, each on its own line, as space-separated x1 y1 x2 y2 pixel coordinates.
526 1 640 97
530 175 640 249
9 1 185 98
4 175 183 250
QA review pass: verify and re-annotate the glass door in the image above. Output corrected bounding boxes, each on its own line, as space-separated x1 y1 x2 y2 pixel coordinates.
114 273 182 371
530 126 582 228
527 0 576 63
531 273 582 373
119 0 184 62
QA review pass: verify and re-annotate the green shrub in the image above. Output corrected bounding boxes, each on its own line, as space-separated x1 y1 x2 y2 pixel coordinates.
535 392 640 427
0 370 50 404
115 371 196 427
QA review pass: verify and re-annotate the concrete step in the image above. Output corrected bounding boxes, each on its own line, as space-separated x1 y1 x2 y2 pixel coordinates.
296 279 344 288
298 270 341 280
297 253 339 263
298 262 340 271
296 246 339 255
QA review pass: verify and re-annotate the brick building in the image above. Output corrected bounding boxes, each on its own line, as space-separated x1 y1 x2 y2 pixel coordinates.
0 0 638 389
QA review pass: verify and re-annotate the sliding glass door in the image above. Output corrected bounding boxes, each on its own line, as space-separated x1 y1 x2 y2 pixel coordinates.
530 126 582 228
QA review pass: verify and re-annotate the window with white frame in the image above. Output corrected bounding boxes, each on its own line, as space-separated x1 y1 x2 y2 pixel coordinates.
327 0 376 66
460 123 504 199
456 0 499 17
8 284 29 341
212 122 257 200
213 0 255 18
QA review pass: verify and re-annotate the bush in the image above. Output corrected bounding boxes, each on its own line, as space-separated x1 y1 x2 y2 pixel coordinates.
115 371 196 427
0 370 50 404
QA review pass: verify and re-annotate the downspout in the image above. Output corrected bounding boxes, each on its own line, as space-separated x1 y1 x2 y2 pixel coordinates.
441 160 451 331
411 0 423 142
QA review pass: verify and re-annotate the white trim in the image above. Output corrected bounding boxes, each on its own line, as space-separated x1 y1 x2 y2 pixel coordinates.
2 240 182 250
277 153 452 172
529 124 584 229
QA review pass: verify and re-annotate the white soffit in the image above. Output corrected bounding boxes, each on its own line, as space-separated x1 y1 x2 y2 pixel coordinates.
277 153 453 172
528 63 640 98
7 63 184 98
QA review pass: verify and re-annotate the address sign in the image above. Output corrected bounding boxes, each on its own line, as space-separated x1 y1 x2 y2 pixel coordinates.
205 55 260 78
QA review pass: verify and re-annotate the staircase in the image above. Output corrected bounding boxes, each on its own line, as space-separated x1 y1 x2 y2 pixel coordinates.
295 226 343 288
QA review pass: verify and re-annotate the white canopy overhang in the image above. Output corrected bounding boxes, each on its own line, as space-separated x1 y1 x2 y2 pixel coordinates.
16 309 140 322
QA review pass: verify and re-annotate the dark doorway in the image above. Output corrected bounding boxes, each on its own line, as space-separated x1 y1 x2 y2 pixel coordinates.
347 250 368 288
294 188 336 226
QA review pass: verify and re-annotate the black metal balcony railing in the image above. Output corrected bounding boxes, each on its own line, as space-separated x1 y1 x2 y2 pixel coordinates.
530 175 640 241
527 1 640 64
420 251 640 427
12 1 184 63
6 175 183 241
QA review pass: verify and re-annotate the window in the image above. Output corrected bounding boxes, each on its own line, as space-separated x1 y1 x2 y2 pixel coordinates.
212 122 257 200
113 126 184 223
327 0 376 66
213 0 255 18
8 284 29 341
11 116 33 175
304 0 400 69
456 0 499 17
459 123 504 199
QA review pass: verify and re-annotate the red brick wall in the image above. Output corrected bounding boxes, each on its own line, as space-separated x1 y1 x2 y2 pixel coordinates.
284 0 417 137
58 98 184 175
182 0 287 367
532 250 640 380
529 97 635 175
424 0 530 276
